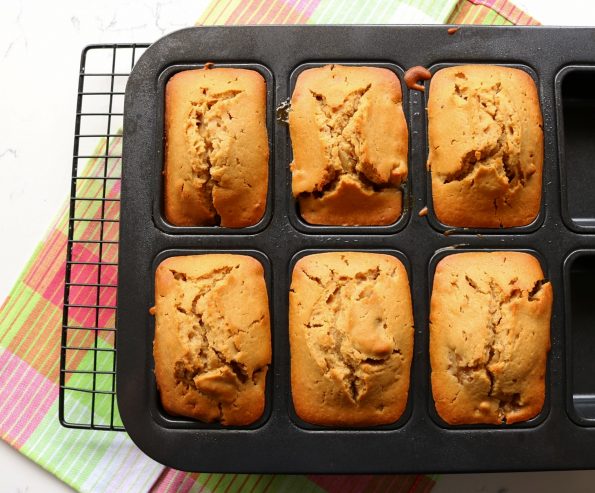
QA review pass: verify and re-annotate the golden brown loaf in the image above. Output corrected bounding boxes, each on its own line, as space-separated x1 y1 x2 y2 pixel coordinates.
152 254 271 425
427 65 543 228
289 252 414 426
289 65 408 226
164 68 268 227
430 252 552 425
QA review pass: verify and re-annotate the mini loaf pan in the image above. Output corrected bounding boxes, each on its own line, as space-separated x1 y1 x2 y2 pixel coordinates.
287 62 412 235
555 66 595 233
153 63 275 235
149 249 274 431
119 26 595 474
426 247 551 430
422 63 546 235
286 248 415 431
563 249 595 427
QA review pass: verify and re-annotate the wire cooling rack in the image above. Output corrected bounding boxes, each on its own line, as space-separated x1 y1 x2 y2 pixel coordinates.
60 44 149 430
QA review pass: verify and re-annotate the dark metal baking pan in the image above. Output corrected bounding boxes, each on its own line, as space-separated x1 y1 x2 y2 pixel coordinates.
118 25 595 474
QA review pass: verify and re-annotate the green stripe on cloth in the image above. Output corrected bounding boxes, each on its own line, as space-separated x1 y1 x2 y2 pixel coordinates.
0 283 45 349
309 0 458 23
185 473 325 493
22 399 162 492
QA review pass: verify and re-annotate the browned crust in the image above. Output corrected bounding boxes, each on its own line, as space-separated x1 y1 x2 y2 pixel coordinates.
164 68 268 228
153 254 271 425
429 251 552 425
289 64 408 226
289 252 414 426
298 176 403 226
427 65 543 228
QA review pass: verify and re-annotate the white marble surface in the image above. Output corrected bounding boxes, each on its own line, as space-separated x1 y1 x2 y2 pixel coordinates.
2 0 595 491
518 0 595 25
0 0 209 304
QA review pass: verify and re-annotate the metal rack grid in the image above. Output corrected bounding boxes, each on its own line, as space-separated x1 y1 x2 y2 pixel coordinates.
60 44 149 430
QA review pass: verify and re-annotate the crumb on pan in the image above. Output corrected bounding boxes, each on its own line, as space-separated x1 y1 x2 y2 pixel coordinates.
404 66 432 91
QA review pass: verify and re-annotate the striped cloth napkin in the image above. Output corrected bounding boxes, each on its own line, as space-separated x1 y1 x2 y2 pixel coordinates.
0 1 538 492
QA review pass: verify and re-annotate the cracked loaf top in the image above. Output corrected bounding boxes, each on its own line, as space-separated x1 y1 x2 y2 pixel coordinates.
289 252 414 426
427 65 543 228
289 65 408 226
153 254 271 425
430 252 552 425
164 68 268 228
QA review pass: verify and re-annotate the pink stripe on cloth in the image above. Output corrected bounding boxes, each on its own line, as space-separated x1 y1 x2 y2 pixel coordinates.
36 231 69 307
308 473 435 493
467 0 497 6
109 178 122 198
0 349 58 448
63 239 116 328
177 474 199 493
150 469 191 493
150 470 215 493
300 0 320 18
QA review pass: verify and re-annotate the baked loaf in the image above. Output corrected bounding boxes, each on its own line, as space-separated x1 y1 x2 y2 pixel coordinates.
289 252 414 426
430 252 552 425
164 68 268 227
152 254 271 425
427 65 543 228
289 64 408 226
